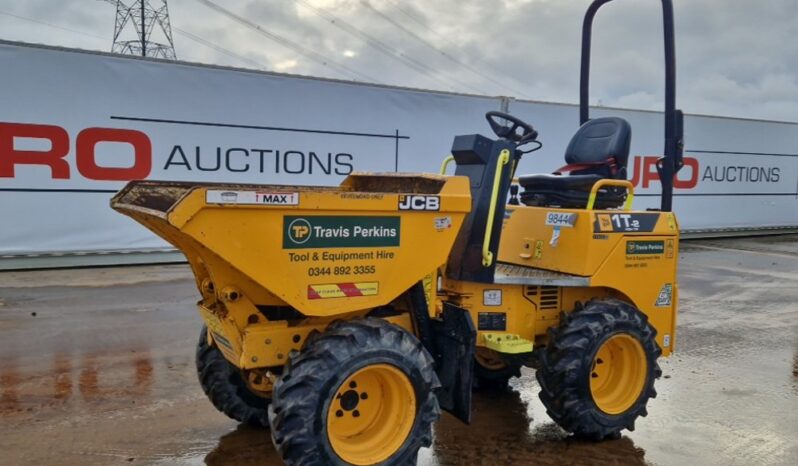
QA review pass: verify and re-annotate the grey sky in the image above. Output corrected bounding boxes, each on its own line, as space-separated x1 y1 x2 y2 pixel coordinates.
1 0 796 122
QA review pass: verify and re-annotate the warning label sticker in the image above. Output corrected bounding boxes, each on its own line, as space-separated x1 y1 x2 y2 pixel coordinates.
655 283 673 307
307 282 379 299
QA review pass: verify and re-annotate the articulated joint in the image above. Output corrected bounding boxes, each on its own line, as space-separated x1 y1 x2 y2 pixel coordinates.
219 286 243 303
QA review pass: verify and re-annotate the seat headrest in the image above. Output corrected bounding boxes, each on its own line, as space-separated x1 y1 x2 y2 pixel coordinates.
565 117 631 167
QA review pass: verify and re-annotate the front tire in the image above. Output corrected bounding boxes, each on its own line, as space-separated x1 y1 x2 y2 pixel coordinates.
269 318 440 466
536 299 662 440
196 326 271 427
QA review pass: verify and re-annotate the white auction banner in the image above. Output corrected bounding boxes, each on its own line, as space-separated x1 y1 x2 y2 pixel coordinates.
0 41 797 259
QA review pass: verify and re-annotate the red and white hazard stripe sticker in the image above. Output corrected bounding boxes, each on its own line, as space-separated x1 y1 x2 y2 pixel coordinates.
307 282 379 299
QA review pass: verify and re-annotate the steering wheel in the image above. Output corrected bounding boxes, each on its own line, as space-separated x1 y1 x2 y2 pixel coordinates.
485 111 538 143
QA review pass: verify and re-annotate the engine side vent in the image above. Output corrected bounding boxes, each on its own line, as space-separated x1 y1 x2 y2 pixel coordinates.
525 286 561 311
539 286 560 310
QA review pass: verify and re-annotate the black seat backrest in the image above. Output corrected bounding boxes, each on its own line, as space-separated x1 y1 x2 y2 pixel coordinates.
565 117 631 178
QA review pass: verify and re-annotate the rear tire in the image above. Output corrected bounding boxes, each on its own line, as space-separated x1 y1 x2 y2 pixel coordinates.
196 326 271 427
269 318 440 465
536 299 661 440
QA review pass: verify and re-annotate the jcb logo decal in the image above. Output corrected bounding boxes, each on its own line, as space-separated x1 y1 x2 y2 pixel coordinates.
597 214 614 232
398 195 439 211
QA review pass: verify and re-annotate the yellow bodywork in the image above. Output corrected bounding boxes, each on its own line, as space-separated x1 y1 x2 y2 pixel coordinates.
446 201 680 356
112 173 470 369
112 171 679 379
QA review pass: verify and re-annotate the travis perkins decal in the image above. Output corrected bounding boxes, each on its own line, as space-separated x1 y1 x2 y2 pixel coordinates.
284 216 400 249
626 240 666 255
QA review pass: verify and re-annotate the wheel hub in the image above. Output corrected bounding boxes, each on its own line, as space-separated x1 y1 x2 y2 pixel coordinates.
339 389 361 412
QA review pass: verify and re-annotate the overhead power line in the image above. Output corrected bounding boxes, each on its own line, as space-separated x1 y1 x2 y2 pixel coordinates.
173 27 268 70
384 0 511 70
195 0 381 83
0 10 106 42
4 3 345 77
99 1 266 69
362 0 530 98
384 0 463 50
294 0 486 94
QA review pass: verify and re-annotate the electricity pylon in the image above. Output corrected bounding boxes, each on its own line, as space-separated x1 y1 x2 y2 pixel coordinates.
110 1 176 59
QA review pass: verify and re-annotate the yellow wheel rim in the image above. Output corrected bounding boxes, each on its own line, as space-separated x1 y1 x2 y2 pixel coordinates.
327 364 416 465
589 334 647 415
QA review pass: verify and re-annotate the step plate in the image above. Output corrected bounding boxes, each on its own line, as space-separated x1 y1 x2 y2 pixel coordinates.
493 263 590 286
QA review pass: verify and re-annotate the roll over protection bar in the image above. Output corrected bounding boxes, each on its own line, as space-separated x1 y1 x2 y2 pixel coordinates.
580 0 684 212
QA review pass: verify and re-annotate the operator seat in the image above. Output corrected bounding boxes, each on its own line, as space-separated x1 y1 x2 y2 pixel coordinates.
518 117 631 209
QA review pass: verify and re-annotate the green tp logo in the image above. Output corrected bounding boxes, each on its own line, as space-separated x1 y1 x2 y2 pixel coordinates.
288 218 312 245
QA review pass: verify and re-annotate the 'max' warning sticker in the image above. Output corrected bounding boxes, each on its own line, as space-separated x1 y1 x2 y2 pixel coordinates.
655 283 673 307
594 213 659 233
207 190 299 206
308 282 379 299
284 216 400 249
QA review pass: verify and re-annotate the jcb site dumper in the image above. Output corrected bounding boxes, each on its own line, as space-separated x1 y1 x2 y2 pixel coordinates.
112 1 684 464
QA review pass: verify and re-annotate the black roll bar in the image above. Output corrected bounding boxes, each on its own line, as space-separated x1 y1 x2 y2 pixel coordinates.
580 0 684 212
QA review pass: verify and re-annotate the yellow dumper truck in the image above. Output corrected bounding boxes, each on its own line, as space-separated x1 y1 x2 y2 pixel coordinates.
112 1 684 464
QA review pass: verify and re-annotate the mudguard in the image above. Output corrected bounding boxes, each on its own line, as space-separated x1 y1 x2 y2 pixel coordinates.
431 303 476 424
